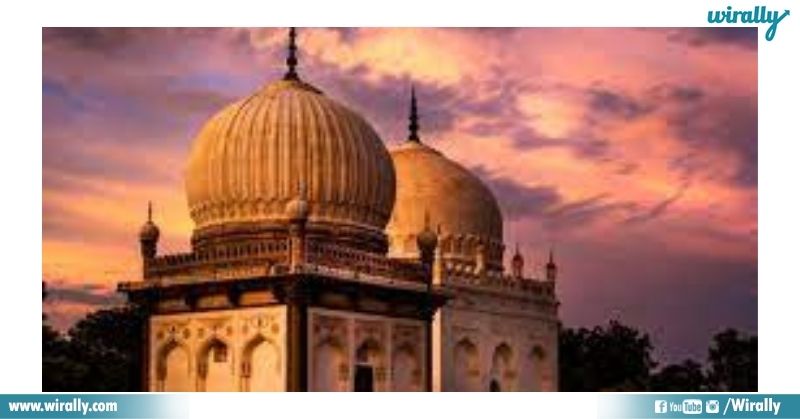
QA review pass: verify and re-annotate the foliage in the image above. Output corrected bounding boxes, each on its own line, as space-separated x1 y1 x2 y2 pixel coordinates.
559 320 656 391
649 359 707 392
559 320 757 392
706 328 757 391
42 284 146 392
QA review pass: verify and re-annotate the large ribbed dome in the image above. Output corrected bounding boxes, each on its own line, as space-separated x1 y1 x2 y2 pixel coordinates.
185 79 396 238
386 140 504 269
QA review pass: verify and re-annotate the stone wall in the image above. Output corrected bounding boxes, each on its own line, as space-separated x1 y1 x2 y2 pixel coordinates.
308 308 427 391
150 306 287 392
433 289 558 392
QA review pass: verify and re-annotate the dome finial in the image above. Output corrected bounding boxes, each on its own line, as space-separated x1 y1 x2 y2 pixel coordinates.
408 85 420 143
147 201 153 222
286 180 310 222
284 27 299 81
417 209 438 270
299 179 307 200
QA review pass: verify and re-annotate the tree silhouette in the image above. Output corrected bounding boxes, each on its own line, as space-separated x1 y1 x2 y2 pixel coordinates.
42 283 146 392
42 282 83 391
706 328 757 391
559 321 758 392
649 359 707 392
559 320 656 391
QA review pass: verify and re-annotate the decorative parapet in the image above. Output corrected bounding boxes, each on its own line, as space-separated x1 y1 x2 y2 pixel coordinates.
142 238 429 287
306 241 428 285
145 240 290 280
441 259 556 301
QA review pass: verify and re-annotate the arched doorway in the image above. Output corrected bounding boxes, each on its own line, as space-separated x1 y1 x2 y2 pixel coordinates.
241 336 281 392
392 344 421 391
313 338 346 391
453 338 480 391
529 345 547 391
158 341 191 392
490 343 515 392
198 338 235 392
354 339 382 392
489 379 501 392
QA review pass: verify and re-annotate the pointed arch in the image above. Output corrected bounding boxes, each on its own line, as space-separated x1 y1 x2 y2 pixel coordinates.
241 334 281 392
312 337 347 392
156 340 192 392
490 342 516 391
527 344 547 391
453 337 480 391
197 337 235 392
354 337 384 392
392 343 421 391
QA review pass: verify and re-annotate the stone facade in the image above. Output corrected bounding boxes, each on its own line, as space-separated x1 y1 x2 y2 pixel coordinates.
308 308 426 391
433 288 558 392
151 306 287 392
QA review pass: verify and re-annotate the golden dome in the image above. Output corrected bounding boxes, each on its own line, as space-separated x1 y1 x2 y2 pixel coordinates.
386 140 504 269
185 78 396 247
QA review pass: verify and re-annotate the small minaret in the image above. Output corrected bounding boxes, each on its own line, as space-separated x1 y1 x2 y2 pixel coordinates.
139 201 160 263
511 243 524 279
546 248 558 281
284 27 300 81
416 211 438 276
474 241 487 277
432 225 444 285
286 182 309 273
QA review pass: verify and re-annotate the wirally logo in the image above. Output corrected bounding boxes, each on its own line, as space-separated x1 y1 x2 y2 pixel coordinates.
707 5 790 41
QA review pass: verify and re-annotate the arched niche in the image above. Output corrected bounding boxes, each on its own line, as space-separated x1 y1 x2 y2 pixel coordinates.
391 343 421 391
527 345 547 391
453 338 481 392
312 338 347 392
354 338 384 392
241 335 281 392
157 340 192 392
197 337 235 392
490 343 516 392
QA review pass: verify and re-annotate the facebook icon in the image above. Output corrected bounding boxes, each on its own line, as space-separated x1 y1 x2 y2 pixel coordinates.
655 400 668 414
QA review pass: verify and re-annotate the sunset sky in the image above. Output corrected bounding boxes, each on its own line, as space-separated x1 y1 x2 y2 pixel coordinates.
42 27 757 363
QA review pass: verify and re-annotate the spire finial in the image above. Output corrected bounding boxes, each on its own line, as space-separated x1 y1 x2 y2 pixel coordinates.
408 85 420 142
546 247 557 281
284 27 299 81
147 201 153 223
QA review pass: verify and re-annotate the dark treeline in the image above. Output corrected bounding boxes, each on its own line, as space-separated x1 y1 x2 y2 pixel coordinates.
42 284 756 392
559 320 756 391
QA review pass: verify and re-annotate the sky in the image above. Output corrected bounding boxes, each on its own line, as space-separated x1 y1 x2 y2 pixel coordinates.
42 27 757 364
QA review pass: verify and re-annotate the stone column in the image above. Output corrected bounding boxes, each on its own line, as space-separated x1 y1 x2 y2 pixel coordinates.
284 281 309 391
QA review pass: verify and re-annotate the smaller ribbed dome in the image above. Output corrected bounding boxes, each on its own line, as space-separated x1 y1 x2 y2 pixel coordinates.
386 141 505 269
